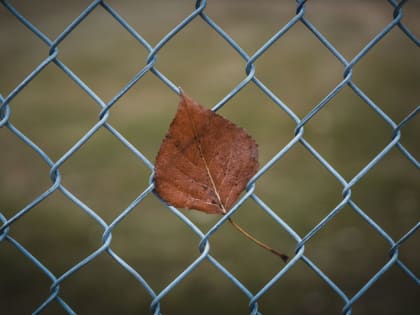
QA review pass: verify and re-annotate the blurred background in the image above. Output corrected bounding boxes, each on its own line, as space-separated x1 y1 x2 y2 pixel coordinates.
0 1 419 314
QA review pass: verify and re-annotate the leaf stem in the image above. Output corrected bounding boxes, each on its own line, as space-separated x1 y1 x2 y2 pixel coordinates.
227 217 289 263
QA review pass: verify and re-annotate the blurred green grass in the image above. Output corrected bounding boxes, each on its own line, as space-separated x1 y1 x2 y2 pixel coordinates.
1 1 419 315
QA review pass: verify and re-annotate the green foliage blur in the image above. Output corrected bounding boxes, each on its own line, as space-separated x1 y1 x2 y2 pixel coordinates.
1 1 419 314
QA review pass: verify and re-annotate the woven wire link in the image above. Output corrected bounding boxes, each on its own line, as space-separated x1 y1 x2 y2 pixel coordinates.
1 0 419 314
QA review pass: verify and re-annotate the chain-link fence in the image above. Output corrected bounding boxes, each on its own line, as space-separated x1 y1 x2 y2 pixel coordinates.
1 0 419 314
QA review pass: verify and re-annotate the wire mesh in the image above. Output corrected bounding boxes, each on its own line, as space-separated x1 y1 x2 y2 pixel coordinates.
0 0 419 314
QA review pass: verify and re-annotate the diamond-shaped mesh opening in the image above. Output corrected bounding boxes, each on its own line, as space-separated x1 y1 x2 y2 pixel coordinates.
258 261 345 315
6 192 104 275
304 86 393 179
304 206 394 294
353 29 420 122
60 128 152 221
5 64 99 160
157 18 247 95
110 194 203 291
160 261 251 315
1 1 418 315
352 147 420 238
59 5 150 101
254 22 344 116
255 144 343 235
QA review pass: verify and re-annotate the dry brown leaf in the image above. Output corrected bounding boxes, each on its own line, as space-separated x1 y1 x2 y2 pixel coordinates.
154 91 258 214
154 91 288 262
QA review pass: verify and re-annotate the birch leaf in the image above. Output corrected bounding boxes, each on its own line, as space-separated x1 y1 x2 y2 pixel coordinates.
154 90 288 263
154 91 258 214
